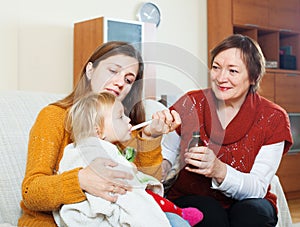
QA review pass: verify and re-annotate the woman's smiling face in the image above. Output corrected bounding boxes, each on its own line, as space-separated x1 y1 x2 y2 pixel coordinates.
210 48 252 104
86 54 139 101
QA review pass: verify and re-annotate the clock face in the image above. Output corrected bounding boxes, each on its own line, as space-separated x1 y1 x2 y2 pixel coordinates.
138 2 161 27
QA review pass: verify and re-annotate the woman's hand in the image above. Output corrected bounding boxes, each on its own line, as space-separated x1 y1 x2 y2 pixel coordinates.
143 109 181 138
78 158 133 203
184 146 227 184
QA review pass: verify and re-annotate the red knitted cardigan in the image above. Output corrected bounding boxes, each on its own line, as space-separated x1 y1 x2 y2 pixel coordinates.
167 88 293 212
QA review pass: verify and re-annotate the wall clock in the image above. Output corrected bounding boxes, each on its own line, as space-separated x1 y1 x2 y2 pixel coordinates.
137 2 161 27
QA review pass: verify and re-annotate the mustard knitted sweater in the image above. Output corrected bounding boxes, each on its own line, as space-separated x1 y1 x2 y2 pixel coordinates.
18 105 163 227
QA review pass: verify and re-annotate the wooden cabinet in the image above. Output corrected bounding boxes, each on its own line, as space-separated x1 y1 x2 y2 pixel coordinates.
207 0 233 55
233 0 269 27
232 28 300 72
74 17 105 86
260 71 300 199
233 0 300 31
208 0 300 71
268 0 300 31
259 71 300 112
258 73 275 102
277 153 300 199
275 73 300 112
208 0 300 199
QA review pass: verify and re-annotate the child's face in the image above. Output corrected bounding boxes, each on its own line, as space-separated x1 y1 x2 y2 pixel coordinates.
103 100 132 143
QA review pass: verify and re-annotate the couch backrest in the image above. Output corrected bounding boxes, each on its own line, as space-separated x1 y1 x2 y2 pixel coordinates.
0 91 65 225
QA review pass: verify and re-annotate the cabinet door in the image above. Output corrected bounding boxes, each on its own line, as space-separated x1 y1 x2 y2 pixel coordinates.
232 0 269 27
74 17 105 86
258 73 275 102
277 152 300 199
207 0 233 52
275 73 300 112
269 0 300 31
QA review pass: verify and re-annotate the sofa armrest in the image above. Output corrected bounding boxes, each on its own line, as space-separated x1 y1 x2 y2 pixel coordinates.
0 91 65 225
270 175 293 227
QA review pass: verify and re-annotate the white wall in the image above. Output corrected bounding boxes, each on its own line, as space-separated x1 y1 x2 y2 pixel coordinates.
0 0 207 97
0 0 18 90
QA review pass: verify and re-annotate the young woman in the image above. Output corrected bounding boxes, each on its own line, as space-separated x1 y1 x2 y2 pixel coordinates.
19 41 181 226
161 34 293 226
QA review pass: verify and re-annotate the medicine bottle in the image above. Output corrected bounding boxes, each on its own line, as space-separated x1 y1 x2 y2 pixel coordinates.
187 131 204 168
188 131 204 149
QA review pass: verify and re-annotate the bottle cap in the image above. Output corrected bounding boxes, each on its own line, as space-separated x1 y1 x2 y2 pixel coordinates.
192 131 200 136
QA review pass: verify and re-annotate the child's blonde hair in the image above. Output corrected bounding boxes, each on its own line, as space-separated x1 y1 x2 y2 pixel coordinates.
66 92 116 145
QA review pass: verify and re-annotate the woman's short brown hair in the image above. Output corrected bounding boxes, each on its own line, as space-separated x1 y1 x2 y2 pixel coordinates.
210 34 266 92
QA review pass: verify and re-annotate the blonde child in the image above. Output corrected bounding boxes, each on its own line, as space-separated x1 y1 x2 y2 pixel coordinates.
53 92 203 227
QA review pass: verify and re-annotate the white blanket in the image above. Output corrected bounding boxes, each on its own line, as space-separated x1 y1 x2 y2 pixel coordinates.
53 137 171 227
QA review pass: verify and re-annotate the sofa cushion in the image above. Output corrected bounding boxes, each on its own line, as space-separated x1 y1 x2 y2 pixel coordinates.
0 91 64 225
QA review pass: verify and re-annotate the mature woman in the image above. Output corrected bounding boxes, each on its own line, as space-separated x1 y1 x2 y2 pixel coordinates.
19 41 182 226
161 34 293 226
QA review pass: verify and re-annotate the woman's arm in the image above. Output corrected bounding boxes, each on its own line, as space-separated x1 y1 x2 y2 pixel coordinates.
211 141 284 200
133 131 164 180
22 105 86 211
161 131 181 166
22 106 133 210
161 131 181 180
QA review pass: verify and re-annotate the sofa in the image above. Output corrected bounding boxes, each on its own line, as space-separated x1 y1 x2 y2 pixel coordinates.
0 90 293 226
